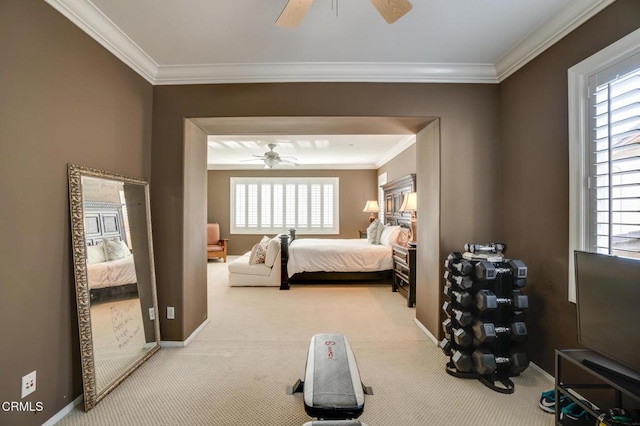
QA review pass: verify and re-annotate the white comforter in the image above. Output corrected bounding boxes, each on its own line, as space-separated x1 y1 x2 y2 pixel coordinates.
87 255 138 289
287 238 393 277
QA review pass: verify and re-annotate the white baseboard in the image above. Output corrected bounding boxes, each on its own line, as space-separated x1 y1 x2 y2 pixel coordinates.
160 318 210 348
413 318 439 345
43 394 83 426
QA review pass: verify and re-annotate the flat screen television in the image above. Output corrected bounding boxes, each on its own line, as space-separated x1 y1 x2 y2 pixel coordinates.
574 251 640 384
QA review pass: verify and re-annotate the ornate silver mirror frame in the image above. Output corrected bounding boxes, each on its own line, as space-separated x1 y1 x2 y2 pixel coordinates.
68 164 160 411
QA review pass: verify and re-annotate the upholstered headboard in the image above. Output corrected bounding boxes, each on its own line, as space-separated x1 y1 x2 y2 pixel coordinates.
84 201 127 246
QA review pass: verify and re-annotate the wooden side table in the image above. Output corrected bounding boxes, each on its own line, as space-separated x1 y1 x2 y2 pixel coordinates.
391 244 416 307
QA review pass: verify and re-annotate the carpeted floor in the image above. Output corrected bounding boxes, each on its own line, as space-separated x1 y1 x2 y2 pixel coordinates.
58 257 555 425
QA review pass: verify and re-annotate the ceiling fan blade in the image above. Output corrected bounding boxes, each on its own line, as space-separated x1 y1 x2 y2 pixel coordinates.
369 0 413 24
276 0 313 27
279 159 299 165
239 158 264 162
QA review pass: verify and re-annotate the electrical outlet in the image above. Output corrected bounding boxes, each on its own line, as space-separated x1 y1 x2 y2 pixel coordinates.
148 307 155 320
167 306 175 320
21 371 36 399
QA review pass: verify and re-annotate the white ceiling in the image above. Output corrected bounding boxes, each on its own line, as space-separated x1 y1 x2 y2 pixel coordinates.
207 134 415 169
47 0 614 84
45 0 615 168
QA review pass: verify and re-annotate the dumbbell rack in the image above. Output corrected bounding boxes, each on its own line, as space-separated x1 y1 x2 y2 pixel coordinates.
439 243 529 394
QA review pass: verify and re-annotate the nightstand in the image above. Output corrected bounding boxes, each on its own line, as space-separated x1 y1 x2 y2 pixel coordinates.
391 244 416 307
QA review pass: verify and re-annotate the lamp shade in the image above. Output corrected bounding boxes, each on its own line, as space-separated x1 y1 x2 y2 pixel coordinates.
399 192 417 212
362 200 380 213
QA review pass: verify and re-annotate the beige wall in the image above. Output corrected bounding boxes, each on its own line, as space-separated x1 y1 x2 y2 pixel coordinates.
208 169 378 255
182 121 208 338
377 143 416 183
499 0 640 373
152 82 501 344
0 1 153 425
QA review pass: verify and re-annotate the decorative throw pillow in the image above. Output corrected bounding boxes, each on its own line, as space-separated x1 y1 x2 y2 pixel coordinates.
397 228 410 246
104 238 130 261
86 243 106 264
380 225 402 247
367 219 384 245
249 242 267 265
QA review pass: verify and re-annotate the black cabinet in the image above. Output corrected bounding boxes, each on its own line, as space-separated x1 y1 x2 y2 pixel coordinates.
555 349 640 425
392 244 416 307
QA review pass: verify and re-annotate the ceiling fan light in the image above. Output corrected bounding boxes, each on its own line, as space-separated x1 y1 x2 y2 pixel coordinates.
264 157 279 168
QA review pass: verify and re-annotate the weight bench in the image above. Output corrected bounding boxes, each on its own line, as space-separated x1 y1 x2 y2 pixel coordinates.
288 334 372 424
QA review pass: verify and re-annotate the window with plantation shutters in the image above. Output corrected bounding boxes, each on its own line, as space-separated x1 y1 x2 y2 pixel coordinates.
568 29 640 302
589 67 640 259
230 177 339 234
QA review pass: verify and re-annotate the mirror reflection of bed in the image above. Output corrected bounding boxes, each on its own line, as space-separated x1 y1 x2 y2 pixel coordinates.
79 175 158 401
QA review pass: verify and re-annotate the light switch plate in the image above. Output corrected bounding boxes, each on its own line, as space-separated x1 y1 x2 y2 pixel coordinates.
148 307 155 320
167 306 175 320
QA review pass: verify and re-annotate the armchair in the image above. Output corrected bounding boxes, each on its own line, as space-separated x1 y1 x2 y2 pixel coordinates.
207 223 228 262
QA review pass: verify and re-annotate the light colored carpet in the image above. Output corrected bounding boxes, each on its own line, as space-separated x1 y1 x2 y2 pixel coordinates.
58 256 554 425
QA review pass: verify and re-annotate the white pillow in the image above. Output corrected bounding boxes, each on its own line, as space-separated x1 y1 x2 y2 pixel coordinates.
264 238 281 267
104 238 130 261
366 219 384 245
86 243 106 264
380 225 402 247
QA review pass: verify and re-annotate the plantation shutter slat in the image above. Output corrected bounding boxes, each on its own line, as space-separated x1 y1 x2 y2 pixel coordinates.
589 66 640 259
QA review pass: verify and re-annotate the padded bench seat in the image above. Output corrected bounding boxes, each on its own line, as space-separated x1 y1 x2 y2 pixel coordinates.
289 334 371 421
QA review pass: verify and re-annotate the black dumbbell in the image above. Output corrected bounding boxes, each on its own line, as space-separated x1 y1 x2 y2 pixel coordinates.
472 320 528 344
509 259 527 279
444 270 474 291
475 260 497 280
451 350 473 372
442 318 453 335
472 347 529 375
444 283 473 307
453 327 473 347
464 243 506 255
439 337 452 356
442 301 473 327
512 310 527 322
475 290 529 312
445 258 474 276
447 252 462 261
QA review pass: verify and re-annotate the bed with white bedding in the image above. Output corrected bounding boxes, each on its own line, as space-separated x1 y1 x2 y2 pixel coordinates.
87 255 138 289
287 238 393 278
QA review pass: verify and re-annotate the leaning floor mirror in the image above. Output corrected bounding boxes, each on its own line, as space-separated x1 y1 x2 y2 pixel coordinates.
68 164 160 411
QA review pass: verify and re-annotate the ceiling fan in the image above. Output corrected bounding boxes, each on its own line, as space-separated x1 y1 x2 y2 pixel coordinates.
276 0 413 26
241 143 299 168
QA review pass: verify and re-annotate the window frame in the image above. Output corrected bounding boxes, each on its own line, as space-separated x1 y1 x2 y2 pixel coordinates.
230 176 340 235
568 28 640 303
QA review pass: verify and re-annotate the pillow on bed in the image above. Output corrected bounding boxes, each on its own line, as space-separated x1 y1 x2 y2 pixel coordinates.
86 243 106 264
264 238 280 267
397 228 410 246
380 225 402 247
104 238 130 261
366 219 384 245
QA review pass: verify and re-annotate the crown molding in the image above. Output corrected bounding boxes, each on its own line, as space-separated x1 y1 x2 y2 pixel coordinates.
47 0 616 85
155 63 497 85
44 0 158 83
207 163 378 170
495 0 616 82
375 135 416 168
